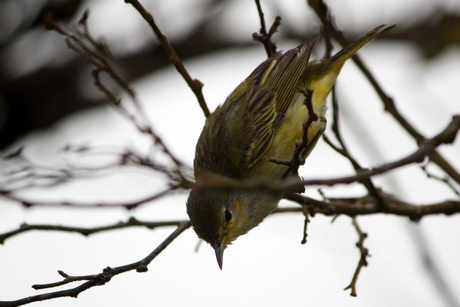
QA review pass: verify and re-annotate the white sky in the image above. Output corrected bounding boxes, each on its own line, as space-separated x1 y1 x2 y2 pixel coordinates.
1 0 460 306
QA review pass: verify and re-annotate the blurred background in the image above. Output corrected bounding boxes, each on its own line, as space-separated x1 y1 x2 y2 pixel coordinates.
0 0 460 307
1 0 460 149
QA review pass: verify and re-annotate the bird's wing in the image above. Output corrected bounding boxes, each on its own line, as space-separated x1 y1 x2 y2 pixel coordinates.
238 86 278 169
262 40 316 115
194 41 316 179
224 84 278 175
193 84 277 179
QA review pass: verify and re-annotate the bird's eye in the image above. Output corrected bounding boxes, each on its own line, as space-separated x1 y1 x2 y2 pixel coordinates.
224 209 232 223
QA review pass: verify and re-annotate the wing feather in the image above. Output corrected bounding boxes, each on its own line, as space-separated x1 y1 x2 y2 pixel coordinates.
194 41 317 179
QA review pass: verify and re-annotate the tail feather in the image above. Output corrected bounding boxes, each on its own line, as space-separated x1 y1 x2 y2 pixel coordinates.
303 24 394 116
331 24 395 66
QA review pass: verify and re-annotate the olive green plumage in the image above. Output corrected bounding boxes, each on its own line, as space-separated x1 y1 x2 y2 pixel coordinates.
187 24 393 269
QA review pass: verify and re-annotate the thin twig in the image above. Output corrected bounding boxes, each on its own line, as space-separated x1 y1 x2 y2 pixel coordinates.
327 89 385 208
252 0 281 57
300 205 310 244
255 0 268 38
3 190 459 246
0 217 187 244
5 111 450 214
344 217 369 297
307 0 460 187
265 88 318 181
0 186 180 211
124 0 210 117
44 11 189 183
191 115 460 196
0 222 191 307
298 115 460 189
0 145 188 193
421 164 460 196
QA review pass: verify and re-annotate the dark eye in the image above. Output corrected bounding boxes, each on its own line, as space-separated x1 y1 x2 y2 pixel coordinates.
224 209 232 223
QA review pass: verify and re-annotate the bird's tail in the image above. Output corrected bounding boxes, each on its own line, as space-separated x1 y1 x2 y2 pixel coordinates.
330 24 395 66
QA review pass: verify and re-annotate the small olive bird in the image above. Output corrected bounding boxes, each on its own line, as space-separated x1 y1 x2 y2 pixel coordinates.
187 25 393 269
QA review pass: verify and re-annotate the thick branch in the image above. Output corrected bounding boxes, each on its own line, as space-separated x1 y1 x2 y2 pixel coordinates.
283 191 460 221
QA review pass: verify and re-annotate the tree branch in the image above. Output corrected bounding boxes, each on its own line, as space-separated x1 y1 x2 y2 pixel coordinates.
190 115 460 196
0 221 191 307
344 217 369 297
252 0 281 57
299 115 460 189
283 191 460 221
124 0 210 117
307 0 460 186
0 217 187 244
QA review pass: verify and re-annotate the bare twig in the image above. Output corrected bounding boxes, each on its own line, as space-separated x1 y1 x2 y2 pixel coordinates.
421 164 460 196
0 217 187 244
307 0 334 57
0 186 180 210
300 205 310 244
191 115 460 196
265 88 318 180
326 89 385 208
0 221 191 307
283 191 460 221
254 0 268 39
344 217 369 297
0 145 188 193
0 3 456 306
43 11 190 185
307 0 386 208
307 0 460 186
6 109 452 213
252 0 281 57
290 88 319 173
124 0 210 117
299 115 460 190
3 189 458 246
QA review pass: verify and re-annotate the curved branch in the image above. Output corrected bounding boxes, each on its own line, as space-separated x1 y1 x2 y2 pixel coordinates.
344 218 369 297
299 115 460 188
0 221 191 307
0 185 181 210
308 0 460 186
190 115 460 196
124 0 210 117
0 217 187 244
283 191 460 221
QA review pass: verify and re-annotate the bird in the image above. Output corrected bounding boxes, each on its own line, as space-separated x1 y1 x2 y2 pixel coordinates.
187 24 393 269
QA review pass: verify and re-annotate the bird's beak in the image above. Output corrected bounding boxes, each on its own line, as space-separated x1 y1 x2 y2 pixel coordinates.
212 240 225 270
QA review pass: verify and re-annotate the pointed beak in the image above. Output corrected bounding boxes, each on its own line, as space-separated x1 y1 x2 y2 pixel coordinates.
212 241 225 270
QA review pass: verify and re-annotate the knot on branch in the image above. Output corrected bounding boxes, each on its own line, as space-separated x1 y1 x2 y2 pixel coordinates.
136 264 149 273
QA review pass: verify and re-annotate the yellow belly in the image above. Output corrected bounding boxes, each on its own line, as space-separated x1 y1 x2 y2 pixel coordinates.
249 71 336 180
